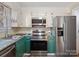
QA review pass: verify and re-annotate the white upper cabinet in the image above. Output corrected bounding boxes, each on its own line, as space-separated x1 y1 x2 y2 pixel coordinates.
11 9 24 27
25 12 32 27
5 3 23 27
46 12 53 27
19 7 70 28
0 3 11 29
21 7 54 27
21 9 32 27
5 6 11 29
31 11 46 18
11 10 18 27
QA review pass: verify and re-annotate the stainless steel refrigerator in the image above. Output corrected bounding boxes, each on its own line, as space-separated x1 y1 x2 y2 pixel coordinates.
55 16 76 56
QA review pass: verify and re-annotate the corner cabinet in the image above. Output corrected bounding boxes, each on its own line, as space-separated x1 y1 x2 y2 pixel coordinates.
15 36 31 57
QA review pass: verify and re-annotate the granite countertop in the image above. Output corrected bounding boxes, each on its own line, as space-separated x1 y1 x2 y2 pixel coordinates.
0 39 19 51
0 34 31 51
0 36 22 51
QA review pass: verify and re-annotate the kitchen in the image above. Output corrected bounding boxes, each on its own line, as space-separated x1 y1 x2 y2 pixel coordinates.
0 2 78 57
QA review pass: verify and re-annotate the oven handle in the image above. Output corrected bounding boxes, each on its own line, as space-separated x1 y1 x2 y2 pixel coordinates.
1 45 15 57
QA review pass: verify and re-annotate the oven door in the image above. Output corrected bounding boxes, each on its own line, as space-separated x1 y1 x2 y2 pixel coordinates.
31 40 47 51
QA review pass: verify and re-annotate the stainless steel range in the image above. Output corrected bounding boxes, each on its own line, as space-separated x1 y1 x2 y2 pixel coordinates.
31 17 47 56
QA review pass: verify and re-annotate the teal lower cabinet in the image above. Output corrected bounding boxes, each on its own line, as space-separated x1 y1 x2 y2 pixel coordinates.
48 36 56 53
15 36 31 57
25 36 30 53
26 39 30 53
16 38 25 57
21 36 27 53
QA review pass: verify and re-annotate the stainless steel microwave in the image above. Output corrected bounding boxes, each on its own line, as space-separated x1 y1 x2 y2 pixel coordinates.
32 19 46 24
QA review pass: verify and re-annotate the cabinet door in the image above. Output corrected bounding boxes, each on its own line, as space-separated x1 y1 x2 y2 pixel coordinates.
46 12 52 27
22 36 31 53
0 4 6 29
21 36 31 53
5 6 11 29
48 36 56 53
21 36 27 53
26 39 30 53
22 10 32 27
26 12 32 27
16 36 31 57
11 10 18 27
25 36 30 53
16 39 23 57
16 38 25 57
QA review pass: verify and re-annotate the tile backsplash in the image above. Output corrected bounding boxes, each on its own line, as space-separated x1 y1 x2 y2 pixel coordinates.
0 33 5 39
11 27 32 35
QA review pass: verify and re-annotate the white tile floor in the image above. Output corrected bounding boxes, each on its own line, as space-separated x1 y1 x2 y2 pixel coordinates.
23 51 56 57
23 52 78 57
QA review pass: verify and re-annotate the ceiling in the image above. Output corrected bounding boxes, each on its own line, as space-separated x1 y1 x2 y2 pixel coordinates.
18 2 79 8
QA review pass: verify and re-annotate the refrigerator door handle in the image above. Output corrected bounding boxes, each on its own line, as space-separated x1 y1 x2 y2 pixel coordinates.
63 23 64 42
